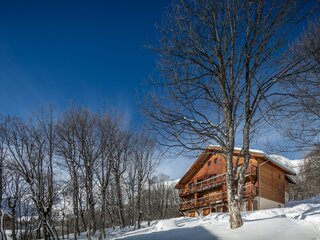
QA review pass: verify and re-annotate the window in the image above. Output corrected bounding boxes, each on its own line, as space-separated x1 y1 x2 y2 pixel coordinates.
189 182 194 189
278 174 281 179
207 161 211 166
214 158 219 164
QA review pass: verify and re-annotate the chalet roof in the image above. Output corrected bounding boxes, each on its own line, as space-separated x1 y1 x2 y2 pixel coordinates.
175 146 297 189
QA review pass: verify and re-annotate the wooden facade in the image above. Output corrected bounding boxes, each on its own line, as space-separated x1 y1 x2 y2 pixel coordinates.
175 146 296 216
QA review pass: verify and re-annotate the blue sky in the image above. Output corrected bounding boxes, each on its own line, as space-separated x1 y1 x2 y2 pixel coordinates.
0 0 309 178
0 0 170 123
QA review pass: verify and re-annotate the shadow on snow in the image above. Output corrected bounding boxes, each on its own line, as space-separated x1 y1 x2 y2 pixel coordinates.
118 226 219 240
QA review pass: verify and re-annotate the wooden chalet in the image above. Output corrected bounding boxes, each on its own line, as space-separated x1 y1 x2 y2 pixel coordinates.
175 146 296 217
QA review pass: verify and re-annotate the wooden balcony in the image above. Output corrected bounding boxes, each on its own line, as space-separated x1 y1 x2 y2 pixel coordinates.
180 184 257 211
179 165 257 197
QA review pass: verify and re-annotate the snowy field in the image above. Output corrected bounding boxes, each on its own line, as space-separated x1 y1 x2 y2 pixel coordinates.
110 196 320 240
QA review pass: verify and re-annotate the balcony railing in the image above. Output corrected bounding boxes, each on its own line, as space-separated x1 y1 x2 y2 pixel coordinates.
180 184 257 211
179 165 257 197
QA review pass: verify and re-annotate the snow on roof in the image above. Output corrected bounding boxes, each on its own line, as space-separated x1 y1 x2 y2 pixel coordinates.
209 145 264 154
264 154 297 175
208 145 297 175
268 155 303 175
234 146 265 154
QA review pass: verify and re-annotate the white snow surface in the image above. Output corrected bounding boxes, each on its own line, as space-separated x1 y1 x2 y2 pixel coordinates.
7 196 319 240
109 195 320 240
269 154 303 173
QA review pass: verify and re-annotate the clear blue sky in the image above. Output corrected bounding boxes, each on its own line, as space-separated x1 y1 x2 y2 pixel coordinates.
0 0 171 125
0 0 309 178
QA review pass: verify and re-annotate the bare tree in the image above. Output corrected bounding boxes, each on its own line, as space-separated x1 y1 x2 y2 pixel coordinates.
111 129 130 229
0 120 7 240
132 133 158 229
143 174 179 221
144 0 312 228
124 156 137 227
56 109 83 240
95 115 117 239
302 148 320 198
4 114 59 239
231 1 314 227
58 182 71 240
4 169 23 240
291 146 320 200
105 180 118 228
72 109 101 238
275 18 320 150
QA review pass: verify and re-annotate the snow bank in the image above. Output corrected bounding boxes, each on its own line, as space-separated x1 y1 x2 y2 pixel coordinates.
155 219 178 231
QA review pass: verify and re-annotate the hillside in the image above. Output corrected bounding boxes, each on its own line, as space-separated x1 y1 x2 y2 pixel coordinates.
111 195 320 240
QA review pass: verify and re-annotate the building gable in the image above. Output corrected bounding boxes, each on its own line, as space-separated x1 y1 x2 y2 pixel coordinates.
175 146 296 189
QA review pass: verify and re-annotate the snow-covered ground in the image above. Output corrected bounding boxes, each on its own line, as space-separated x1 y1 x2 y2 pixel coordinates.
110 195 320 240
5 196 319 239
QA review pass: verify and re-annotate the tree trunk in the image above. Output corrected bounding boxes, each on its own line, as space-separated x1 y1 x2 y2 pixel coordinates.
42 219 50 240
67 218 70 239
136 183 142 229
225 124 243 229
72 174 80 240
115 174 125 228
8 200 17 240
88 176 96 235
79 206 86 233
0 159 4 240
62 216 65 239
147 178 152 227
99 188 107 240
228 198 243 229
0 209 7 240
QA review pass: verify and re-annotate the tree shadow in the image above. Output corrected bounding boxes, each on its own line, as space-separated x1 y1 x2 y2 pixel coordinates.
118 226 219 240
243 214 286 222
294 206 320 220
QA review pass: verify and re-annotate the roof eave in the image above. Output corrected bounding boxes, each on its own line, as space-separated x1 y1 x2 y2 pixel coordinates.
263 154 297 175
